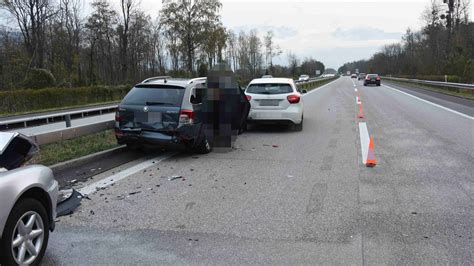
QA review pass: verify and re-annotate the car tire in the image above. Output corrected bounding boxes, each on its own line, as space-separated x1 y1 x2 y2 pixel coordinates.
293 117 303 132
238 121 247 135
363 83 367 86
195 136 212 154
126 142 141 151
376 84 381 86
0 198 50 266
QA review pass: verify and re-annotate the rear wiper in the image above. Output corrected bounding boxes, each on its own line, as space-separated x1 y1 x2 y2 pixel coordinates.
145 101 174 106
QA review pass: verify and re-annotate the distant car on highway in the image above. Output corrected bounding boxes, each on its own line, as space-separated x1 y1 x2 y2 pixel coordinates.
261 75 273 78
245 78 304 131
114 76 250 153
363 74 381 86
358 73 366 80
351 74 357 78
298 75 310 82
0 132 58 266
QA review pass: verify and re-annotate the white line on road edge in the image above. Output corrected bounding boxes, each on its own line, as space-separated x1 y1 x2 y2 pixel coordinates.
302 78 340 96
382 84 473 120
78 152 177 195
359 122 370 165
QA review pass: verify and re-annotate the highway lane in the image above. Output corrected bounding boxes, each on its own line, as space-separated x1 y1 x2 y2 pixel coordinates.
43 77 473 264
382 80 474 117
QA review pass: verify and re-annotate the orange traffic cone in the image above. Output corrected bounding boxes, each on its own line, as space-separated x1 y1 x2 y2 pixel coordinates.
358 104 364 118
366 137 377 167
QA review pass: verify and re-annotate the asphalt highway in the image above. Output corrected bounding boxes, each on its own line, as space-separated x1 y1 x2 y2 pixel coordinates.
42 77 473 265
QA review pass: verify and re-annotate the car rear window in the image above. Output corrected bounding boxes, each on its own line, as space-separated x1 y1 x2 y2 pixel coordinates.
122 85 185 106
246 83 293 95
368 74 378 78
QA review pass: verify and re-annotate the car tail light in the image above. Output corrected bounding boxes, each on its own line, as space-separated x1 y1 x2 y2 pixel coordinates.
115 112 122 122
376 77 381 80
287 94 300 104
179 109 194 124
366 77 371 80
246 95 252 101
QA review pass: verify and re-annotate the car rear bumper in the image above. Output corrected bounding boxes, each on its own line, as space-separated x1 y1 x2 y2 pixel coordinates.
364 81 381 85
247 106 303 124
115 129 192 149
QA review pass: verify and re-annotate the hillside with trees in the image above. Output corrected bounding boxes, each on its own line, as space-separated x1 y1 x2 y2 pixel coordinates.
338 0 473 83
0 0 325 90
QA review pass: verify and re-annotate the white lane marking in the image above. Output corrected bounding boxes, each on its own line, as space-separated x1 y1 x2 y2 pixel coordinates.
78 152 176 195
382 84 473 120
355 88 358 92
359 122 370 165
356 96 361 104
302 78 340 96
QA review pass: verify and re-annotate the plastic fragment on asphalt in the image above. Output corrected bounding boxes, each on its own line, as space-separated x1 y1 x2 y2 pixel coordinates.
272 145 279 148
167 175 183 181
56 189 84 217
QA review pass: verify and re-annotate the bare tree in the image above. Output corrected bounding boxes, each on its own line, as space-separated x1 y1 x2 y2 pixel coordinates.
160 0 223 73
1 0 56 68
119 0 138 82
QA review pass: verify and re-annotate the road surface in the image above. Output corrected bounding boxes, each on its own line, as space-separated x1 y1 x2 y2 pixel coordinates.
42 77 473 265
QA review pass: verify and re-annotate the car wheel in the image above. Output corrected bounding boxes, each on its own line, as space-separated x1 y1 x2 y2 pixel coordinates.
376 84 381 86
293 118 303 132
126 142 141 151
0 198 50 266
195 136 212 154
238 120 247 135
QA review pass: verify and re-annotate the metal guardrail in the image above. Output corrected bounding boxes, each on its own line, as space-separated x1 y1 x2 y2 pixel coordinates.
383 77 474 90
294 76 337 84
30 120 115 146
0 104 117 130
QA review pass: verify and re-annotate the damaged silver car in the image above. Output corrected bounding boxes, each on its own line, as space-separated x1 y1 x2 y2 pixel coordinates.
0 132 58 265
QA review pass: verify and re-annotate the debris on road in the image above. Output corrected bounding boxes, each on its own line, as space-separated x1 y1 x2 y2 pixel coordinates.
163 175 184 181
272 144 279 148
128 191 142 195
56 189 84 217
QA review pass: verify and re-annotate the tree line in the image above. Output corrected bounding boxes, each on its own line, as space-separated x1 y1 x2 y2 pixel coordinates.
0 0 325 90
338 0 473 83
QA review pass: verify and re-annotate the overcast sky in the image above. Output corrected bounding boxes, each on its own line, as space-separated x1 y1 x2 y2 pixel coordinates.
133 0 444 68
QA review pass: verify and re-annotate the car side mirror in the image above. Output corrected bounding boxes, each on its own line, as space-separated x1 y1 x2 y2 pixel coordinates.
301 89 307 94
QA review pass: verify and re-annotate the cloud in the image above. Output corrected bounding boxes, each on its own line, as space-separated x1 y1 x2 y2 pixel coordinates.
230 25 298 39
332 27 403 41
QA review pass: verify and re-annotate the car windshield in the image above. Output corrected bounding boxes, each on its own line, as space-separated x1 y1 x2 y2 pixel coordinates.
121 85 185 106
246 83 293 94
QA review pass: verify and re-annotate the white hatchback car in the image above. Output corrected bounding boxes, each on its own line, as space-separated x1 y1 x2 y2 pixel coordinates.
245 78 304 131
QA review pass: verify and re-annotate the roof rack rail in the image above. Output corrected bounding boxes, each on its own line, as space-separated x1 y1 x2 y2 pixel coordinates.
141 76 172 83
187 77 207 84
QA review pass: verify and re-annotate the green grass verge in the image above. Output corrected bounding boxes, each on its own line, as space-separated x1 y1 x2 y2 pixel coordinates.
31 129 119 166
296 77 339 91
385 80 474 100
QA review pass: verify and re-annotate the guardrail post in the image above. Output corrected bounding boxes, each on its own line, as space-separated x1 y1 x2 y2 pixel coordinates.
65 114 72 128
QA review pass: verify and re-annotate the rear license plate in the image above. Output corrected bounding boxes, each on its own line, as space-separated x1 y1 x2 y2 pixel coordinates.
260 99 279 106
134 112 162 123
148 112 162 123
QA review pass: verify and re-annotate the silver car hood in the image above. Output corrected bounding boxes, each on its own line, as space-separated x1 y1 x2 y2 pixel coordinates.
0 132 39 170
